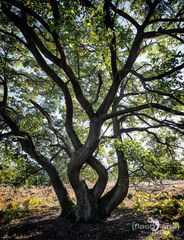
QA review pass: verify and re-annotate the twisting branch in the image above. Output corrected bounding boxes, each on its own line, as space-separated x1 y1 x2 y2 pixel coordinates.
110 2 140 29
148 18 184 24
4 0 51 33
30 99 73 156
166 33 184 44
0 103 74 212
2 5 81 149
30 102 107 202
104 103 184 120
2 3 95 119
0 28 28 47
130 62 184 82
91 71 103 105
103 0 117 78
0 78 8 107
144 28 184 39
1 7 62 68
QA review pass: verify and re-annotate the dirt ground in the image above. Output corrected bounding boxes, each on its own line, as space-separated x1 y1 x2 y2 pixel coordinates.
0 180 184 240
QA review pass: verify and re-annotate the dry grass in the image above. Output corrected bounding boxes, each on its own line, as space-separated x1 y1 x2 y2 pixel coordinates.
0 180 184 212
0 180 184 240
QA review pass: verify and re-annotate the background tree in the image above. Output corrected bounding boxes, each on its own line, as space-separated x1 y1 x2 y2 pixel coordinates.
0 0 184 222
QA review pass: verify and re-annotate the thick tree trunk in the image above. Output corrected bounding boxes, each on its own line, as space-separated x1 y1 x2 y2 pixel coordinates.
68 160 99 222
67 117 103 221
99 150 129 217
98 116 129 217
19 137 75 217
88 156 108 202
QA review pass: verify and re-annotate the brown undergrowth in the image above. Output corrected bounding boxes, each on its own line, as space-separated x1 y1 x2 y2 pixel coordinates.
0 180 184 240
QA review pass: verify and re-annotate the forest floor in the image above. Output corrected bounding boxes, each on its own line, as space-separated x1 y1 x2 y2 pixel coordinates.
0 180 184 240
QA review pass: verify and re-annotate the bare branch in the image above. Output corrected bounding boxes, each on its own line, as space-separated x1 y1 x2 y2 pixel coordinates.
91 71 103 105
0 132 13 140
166 33 184 44
50 0 60 21
130 63 184 82
50 148 63 162
144 28 184 39
103 0 117 78
110 3 140 29
30 99 73 156
145 63 184 81
106 163 118 172
4 0 51 33
104 103 184 121
148 18 184 24
146 88 184 105
145 129 167 145
119 112 184 135
142 0 160 27
121 124 184 135
0 28 28 46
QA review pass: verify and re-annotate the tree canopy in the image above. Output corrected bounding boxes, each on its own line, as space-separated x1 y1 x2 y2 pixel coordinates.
0 0 184 222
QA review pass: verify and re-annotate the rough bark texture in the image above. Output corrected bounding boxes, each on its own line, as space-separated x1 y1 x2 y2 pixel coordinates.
68 160 98 222
98 114 129 218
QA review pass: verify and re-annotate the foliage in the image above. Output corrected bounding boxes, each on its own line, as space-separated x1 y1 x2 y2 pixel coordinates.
0 143 50 186
161 230 174 240
133 191 184 221
0 196 46 224
115 139 184 181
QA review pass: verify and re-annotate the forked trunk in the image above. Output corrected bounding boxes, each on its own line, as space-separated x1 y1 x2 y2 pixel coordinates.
68 161 100 222
98 150 129 217
98 115 129 217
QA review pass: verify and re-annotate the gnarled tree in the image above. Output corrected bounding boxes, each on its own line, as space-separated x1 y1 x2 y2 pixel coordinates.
0 0 184 222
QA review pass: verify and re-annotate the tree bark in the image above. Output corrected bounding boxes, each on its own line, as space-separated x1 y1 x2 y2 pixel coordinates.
0 107 74 217
68 159 99 222
88 156 108 202
99 115 129 217
19 135 75 217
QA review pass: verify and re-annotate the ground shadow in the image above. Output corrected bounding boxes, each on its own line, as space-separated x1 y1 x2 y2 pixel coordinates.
0 208 153 240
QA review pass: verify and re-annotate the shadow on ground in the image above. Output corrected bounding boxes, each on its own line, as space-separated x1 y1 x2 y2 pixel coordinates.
0 208 153 240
